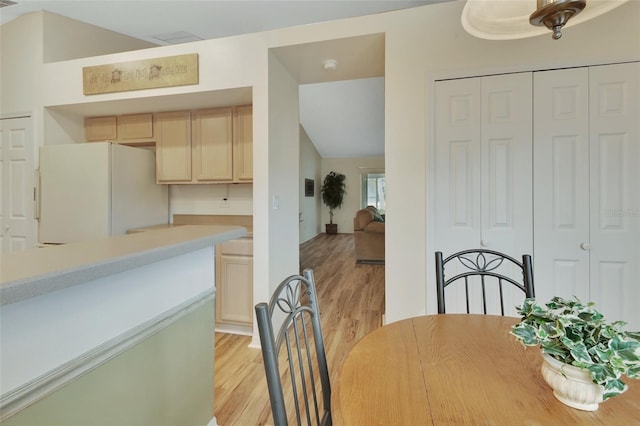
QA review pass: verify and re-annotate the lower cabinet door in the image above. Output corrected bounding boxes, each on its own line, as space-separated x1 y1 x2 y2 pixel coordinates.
216 253 253 326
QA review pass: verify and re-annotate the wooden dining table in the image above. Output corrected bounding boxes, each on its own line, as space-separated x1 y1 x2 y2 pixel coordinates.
332 314 640 425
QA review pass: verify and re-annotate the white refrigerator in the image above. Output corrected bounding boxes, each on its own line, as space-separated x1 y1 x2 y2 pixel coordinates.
38 142 169 244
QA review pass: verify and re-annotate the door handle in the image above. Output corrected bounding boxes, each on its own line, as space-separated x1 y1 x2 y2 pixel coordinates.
580 242 591 251
480 240 488 247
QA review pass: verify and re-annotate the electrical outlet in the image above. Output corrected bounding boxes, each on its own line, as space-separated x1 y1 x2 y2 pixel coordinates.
220 198 229 208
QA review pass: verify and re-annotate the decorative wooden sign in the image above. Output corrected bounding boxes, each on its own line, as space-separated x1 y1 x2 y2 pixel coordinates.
83 53 199 95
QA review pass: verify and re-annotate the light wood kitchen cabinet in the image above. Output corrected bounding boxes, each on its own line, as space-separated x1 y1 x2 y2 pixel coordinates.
85 113 154 145
85 116 117 141
233 105 253 182
216 237 253 327
155 110 192 183
193 107 234 182
155 105 253 184
118 113 154 142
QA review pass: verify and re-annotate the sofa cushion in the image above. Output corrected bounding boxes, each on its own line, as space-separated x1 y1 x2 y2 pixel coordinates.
354 209 373 230
364 221 385 234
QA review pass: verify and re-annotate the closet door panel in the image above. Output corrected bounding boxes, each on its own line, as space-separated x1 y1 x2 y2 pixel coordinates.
481 73 533 316
533 68 591 305
480 73 532 258
434 74 533 316
589 62 639 329
434 78 482 254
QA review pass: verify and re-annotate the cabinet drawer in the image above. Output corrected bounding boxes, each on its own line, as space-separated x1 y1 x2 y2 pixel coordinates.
219 238 253 256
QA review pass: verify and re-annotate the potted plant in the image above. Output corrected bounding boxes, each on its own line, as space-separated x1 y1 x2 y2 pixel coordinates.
320 171 346 234
511 296 640 411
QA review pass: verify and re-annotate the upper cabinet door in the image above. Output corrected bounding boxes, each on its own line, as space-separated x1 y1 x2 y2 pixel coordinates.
155 111 192 183
85 116 117 142
193 107 233 182
154 105 252 184
118 113 153 142
233 105 253 182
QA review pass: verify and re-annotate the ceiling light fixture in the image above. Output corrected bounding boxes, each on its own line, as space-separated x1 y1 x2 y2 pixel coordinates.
461 0 629 41
529 0 585 39
322 59 337 71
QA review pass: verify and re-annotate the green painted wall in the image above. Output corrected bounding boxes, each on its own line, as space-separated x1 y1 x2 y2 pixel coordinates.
3 301 215 426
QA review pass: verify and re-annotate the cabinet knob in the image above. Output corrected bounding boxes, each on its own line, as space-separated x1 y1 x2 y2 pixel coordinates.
480 240 488 247
580 242 591 251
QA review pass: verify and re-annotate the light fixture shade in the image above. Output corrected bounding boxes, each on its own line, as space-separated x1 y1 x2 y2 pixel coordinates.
461 0 629 40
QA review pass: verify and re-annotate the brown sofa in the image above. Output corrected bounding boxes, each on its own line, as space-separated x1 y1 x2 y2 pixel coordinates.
353 207 385 263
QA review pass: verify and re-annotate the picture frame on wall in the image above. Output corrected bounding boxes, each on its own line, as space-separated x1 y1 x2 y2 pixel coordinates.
304 179 314 197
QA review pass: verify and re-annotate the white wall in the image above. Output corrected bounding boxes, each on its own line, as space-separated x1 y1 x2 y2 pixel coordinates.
383 0 640 323
267 51 301 283
0 13 42 118
170 184 253 217
42 11 156 63
299 125 322 243
30 0 640 326
320 156 385 234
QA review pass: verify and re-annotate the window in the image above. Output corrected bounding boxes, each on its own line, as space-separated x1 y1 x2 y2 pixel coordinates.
361 172 385 213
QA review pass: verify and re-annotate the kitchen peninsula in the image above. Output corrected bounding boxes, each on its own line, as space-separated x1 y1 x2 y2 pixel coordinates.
0 225 246 426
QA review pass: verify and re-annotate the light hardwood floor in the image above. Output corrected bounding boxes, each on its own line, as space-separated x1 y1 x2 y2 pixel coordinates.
213 233 385 425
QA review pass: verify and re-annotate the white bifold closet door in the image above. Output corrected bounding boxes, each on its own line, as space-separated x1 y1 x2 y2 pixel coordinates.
534 62 639 329
434 72 533 316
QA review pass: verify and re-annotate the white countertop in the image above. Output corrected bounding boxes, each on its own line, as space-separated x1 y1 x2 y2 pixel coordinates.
0 225 246 306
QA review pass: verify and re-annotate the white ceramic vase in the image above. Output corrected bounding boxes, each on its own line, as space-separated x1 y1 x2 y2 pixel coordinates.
540 352 604 411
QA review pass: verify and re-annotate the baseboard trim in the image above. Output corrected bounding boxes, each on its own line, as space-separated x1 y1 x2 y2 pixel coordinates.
215 323 252 336
0 288 215 422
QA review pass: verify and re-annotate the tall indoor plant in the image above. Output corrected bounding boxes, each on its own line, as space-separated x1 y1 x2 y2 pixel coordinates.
320 171 346 234
511 297 640 410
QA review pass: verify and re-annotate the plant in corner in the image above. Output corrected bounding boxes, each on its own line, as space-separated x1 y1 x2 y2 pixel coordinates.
320 171 346 234
510 296 640 409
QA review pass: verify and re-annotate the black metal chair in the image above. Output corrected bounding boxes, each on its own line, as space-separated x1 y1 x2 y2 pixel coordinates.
435 249 535 315
255 268 332 426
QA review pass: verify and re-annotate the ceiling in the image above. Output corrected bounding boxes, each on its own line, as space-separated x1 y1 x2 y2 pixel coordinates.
0 0 451 158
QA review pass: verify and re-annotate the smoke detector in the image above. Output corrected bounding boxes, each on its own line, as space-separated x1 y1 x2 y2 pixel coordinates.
322 59 338 71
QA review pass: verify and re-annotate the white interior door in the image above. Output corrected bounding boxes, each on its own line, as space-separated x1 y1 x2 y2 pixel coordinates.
533 67 591 304
434 77 482 254
479 73 533 316
588 62 639 329
434 73 533 316
0 116 37 252
480 73 533 257
533 62 639 330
